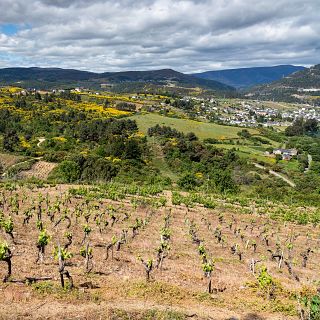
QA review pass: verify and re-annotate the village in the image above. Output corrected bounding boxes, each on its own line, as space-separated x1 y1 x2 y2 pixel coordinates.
179 96 320 128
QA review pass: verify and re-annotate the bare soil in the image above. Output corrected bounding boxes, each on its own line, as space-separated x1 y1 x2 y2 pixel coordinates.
0 184 318 319
17 161 57 180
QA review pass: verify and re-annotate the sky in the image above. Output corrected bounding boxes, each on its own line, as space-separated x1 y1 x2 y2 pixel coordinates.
0 0 319 73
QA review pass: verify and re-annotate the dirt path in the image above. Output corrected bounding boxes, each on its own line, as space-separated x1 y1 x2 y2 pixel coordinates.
304 154 312 173
253 162 296 187
1 158 41 178
150 141 178 182
37 137 46 147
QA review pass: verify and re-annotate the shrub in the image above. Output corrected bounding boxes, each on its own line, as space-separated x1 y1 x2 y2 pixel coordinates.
57 160 81 183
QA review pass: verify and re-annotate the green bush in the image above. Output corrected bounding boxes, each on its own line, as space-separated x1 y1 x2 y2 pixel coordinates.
56 160 81 183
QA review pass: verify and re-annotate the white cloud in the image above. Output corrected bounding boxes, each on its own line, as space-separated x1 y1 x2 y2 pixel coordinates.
0 0 319 72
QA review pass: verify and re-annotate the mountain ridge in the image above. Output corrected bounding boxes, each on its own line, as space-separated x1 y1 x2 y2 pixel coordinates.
0 67 234 91
248 64 320 103
192 65 306 89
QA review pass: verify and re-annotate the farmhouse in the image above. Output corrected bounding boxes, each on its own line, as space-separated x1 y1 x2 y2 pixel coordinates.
273 148 298 160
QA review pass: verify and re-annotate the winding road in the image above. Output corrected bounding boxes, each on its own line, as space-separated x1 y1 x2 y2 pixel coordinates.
253 162 296 187
37 137 46 147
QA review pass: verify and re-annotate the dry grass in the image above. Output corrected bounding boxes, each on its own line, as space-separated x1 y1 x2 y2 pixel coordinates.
0 184 318 319
0 153 24 170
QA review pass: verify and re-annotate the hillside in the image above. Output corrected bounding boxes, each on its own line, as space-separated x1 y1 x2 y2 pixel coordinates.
1 85 320 319
0 67 234 91
129 113 258 140
248 64 320 103
0 67 97 82
0 183 319 319
267 64 320 88
193 65 305 89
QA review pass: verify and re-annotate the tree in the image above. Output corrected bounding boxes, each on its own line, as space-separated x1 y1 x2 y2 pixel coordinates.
57 160 81 183
311 161 320 174
304 119 318 134
115 102 136 112
285 118 305 136
285 118 319 136
177 173 198 191
124 139 142 160
186 132 198 141
237 129 251 139
35 92 42 100
3 130 20 152
211 169 238 193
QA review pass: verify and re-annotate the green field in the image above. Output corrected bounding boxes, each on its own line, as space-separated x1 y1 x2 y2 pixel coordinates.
130 113 258 140
212 143 276 165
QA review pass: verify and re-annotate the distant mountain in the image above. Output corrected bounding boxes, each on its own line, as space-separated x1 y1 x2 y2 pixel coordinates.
0 67 234 91
259 64 320 89
192 65 306 89
0 67 97 82
248 64 320 103
101 68 234 90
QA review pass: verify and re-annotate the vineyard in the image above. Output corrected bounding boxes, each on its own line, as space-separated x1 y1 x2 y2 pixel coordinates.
0 182 319 319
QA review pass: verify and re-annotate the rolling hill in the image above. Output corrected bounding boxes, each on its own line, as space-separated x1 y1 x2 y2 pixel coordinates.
248 64 320 103
0 67 97 82
0 67 234 91
192 65 305 89
259 64 320 89
102 68 234 90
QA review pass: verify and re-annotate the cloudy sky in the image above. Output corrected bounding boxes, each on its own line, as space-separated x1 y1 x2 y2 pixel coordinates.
0 0 319 73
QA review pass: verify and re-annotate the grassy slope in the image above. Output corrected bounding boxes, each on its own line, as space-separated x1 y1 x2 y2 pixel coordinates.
130 113 286 167
130 113 258 140
213 144 276 165
149 142 179 182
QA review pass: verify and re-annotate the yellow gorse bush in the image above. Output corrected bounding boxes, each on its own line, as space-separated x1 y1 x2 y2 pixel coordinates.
53 137 67 142
19 136 31 149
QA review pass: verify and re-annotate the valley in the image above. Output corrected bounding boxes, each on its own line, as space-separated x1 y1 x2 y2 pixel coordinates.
1 0 320 318
0 67 319 320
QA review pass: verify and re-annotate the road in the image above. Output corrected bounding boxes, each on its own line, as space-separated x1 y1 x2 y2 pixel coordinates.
304 154 312 173
37 137 46 147
253 162 296 187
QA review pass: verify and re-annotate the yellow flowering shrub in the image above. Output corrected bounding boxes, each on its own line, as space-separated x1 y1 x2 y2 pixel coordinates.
195 172 204 179
53 137 67 142
20 136 31 149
